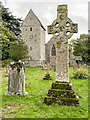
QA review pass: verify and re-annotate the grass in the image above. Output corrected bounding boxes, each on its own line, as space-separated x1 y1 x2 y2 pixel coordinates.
1 67 88 118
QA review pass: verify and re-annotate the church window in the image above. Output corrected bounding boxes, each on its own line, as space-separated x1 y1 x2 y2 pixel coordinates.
51 44 56 56
30 47 32 50
30 27 32 31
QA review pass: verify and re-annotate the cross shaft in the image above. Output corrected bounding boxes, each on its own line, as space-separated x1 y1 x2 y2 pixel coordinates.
48 5 78 82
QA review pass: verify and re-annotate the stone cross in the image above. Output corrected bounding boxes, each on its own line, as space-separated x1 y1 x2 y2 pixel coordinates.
48 5 78 82
47 64 50 74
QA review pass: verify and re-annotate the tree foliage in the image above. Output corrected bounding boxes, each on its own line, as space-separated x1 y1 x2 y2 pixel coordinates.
70 34 88 63
0 24 16 60
1 5 22 36
9 38 29 62
0 3 28 62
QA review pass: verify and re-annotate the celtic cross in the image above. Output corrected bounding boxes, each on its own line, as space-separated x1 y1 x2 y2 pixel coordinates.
48 5 78 82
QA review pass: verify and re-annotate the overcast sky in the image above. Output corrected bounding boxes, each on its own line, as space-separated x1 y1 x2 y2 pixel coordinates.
1 0 88 43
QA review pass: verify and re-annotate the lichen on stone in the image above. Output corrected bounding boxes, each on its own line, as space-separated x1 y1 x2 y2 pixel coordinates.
56 41 62 49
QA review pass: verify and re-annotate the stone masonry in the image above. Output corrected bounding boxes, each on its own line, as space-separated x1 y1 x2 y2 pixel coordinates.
45 37 57 65
22 9 46 67
44 5 79 106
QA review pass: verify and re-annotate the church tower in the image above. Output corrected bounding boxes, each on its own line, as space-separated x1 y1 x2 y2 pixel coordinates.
22 9 46 67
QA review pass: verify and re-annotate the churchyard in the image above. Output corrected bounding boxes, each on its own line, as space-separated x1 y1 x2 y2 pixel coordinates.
1 67 88 118
1 2 88 119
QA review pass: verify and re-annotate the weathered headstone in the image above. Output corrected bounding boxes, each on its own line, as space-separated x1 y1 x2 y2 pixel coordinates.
73 61 79 72
69 53 75 67
82 64 88 69
5 61 28 96
43 64 52 80
44 5 79 106
5 65 9 77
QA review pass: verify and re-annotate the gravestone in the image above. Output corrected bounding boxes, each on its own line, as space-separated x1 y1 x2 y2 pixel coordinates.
43 64 52 80
69 53 75 67
5 61 28 96
73 61 79 72
5 65 9 77
82 64 88 69
44 5 79 106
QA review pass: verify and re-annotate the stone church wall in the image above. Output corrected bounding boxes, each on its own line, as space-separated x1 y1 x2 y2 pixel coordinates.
40 26 45 61
22 9 45 67
45 37 56 65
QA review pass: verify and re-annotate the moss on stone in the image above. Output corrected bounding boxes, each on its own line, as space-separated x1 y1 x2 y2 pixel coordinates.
44 96 79 106
49 89 74 92
44 81 79 106
10 62 24 72
51 82 73 90
56 41 62 49
64 42 68 44
48 89 76 98
63 50 65 53
43 74 52 80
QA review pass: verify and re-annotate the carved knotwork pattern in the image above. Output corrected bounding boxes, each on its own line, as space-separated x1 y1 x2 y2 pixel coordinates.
48 17 78 40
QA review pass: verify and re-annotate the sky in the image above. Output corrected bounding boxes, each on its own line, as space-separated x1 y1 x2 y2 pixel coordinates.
1 0 88 43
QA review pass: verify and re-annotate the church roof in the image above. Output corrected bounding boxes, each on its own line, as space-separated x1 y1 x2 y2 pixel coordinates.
46 37 57 46
23 9 46 31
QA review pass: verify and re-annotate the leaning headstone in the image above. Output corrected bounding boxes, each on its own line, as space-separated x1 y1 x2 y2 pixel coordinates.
73 61 79 72
43 64 52 80
69 53 75 67
5 65 9 77
44 5 79 106
5 61 28 96
82 64 88 69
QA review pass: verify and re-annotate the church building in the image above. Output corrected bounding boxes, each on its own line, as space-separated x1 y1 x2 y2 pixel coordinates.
21 9 46 67
45 37 56 65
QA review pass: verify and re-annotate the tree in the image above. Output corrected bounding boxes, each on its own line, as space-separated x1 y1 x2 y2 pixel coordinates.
73 34 88 63
0 2 23 61
9 38 29 62
0 24 16 60
1 5 22 36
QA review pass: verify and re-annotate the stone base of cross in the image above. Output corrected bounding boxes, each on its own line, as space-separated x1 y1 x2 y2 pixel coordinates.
44 4 79 106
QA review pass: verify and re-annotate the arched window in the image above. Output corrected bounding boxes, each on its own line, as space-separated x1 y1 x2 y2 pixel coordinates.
51 44 56 56
30 27 32 31
30 47 32 50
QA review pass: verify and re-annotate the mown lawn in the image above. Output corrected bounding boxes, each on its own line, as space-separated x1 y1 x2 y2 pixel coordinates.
1 67 88 118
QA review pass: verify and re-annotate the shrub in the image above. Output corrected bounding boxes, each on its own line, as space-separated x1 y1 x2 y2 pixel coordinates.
2 59 15 67
73 67 88 79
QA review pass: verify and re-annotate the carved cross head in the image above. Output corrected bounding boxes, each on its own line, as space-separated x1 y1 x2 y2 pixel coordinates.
48 5 78 40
